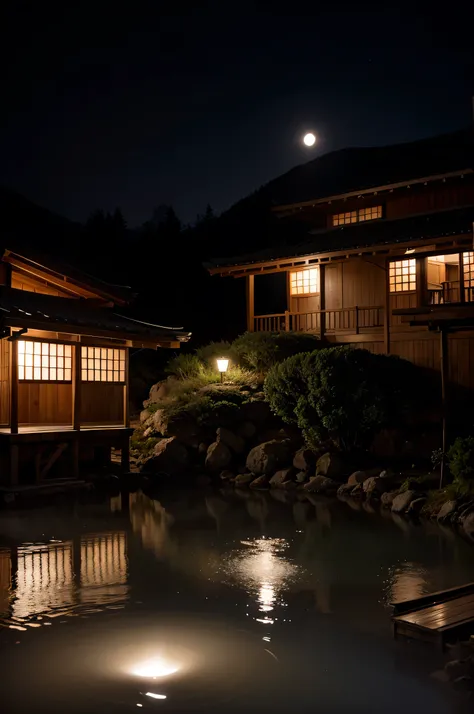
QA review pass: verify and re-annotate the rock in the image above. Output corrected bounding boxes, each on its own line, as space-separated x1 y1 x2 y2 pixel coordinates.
219 469 235 481
457 500 474 523
351 483 363 497
437 500 457 522
315 452 348 481
391 490 417 514
241 401 271 424
143 426 153 438
145 436 189 474
281 480 297 490
295 470 309 484
379 469 394 480
337 483 354 498
452 676 474 692
304 475 339 494
237 421 257 440
293 447 317 471
407 497 427 514
148 376 180 403
347 470 370 486
269 468 293 488
381 490 400 508
363 476 390 497
140 409 149 424
246 440 292 475
234 472 254 486
445 658 474 680
250 475 269 490
198 442 209 455
205 441 232 472
461 511 474 536
216 427 245 454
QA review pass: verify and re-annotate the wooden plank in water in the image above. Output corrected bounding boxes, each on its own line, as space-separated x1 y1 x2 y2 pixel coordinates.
391 582 474 615
397 594 474 630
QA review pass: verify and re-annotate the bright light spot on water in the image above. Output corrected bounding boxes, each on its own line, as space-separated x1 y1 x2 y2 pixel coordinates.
146 692 167 700
131 658 179 678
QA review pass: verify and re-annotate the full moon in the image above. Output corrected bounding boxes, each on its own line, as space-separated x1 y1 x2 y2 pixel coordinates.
303 133 316 147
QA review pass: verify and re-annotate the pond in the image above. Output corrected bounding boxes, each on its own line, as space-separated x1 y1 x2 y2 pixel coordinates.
0 488 473 713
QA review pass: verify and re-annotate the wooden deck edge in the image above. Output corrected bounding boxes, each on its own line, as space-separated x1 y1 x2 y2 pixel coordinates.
390 582 474 615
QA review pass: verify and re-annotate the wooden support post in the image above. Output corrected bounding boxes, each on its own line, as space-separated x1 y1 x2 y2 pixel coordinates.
284 310 290 331
459 252 465 303
384 260 391 355
416 257 427 308
319 264 326 339
10 338 18 434
355 306 360 334
439 328 448 489
72 342 81 431
10 444 19 486
246 274 255 332
122 349 130 472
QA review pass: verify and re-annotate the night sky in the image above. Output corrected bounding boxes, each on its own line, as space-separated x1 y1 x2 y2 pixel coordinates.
2 3 474 227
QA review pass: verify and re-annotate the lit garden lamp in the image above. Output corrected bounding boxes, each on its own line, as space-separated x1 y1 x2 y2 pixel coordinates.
216 357 229 383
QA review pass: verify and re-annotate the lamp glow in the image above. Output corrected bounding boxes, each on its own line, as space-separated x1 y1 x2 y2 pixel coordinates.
131 658 178 678
145 693 167 700
216 357 229 383
303 133 316 147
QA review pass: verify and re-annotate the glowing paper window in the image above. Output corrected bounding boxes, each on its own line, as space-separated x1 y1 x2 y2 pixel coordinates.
290 268 320 296
333 205 382 226
81 346 126 382
18 341 72 381
463 252 474 287
389 259 416 293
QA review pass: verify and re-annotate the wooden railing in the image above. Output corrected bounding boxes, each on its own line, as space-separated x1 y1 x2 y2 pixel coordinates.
254 306 384 335
429 282 474 305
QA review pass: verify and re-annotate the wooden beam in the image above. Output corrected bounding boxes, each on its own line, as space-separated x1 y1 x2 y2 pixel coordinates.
460 252 466 303
246 274 255 331
123 349 130 428
10 339 18 434
319 264 326 339
72 342 81 431
384 260 391 354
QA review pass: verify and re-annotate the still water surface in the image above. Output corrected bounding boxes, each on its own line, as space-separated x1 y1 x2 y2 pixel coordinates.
0 489 473 713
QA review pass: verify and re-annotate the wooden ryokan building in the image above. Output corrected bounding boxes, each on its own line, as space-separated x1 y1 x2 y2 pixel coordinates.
208 128 474 394
0 244 190 486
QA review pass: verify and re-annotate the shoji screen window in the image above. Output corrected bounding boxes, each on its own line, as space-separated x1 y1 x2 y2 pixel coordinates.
81 347 126 382
18 341 72 381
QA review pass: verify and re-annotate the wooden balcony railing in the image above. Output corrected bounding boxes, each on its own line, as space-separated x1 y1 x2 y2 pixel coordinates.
254 306 384 335
429 282 474 305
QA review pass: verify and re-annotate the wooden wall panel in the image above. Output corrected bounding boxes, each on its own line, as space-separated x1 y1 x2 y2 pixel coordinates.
290 295 320 313
80 383 123 425
325 264 342 309
341 258 385 308
18 383 72 425
390 293 417 327
386 183 474 221
0 340 10 425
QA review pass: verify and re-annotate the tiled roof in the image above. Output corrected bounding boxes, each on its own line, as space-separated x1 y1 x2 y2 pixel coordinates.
0 288 190 342
207 205 474 269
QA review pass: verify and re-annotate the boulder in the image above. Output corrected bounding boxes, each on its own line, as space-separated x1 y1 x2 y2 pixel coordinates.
269 468 293 488
241 401 271 424
140 409 149 424
295 470 309 484
351 483 363 497
246 440 292 475
315 452 348 481
198 442 209 455
237 421 257 440
347 470 370 486
304 475 339 494
391 490 417 514
381 490 400 508
216 427 245 454
437 500 457 522
445 658 474 680
250 475 269 490
205 441 232 472
219 469 235 481
337 483 354 498
148 376 180 403
234 472 254 486
407 497 427 514
363 476 391 497
461 511 474 536
145 437 189 474
293 447 317 472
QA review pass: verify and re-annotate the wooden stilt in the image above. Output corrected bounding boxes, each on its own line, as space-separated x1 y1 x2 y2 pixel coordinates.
440 328 448 489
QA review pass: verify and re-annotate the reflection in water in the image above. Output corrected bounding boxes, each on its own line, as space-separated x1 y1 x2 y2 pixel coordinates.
386 562 428 603
0 531 129 627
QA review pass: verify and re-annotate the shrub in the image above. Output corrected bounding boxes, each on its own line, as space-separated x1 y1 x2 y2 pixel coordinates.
165 353 203 379
195 341 237 367
265 346 420 452
447 436 474 483
232 331 322 372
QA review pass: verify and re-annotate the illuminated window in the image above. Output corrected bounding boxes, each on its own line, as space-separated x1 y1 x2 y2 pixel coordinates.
389 259 416 293
463 252 474 286
81 346 126 382
18 340 72 381
290 268 320 295
333 205 382 226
